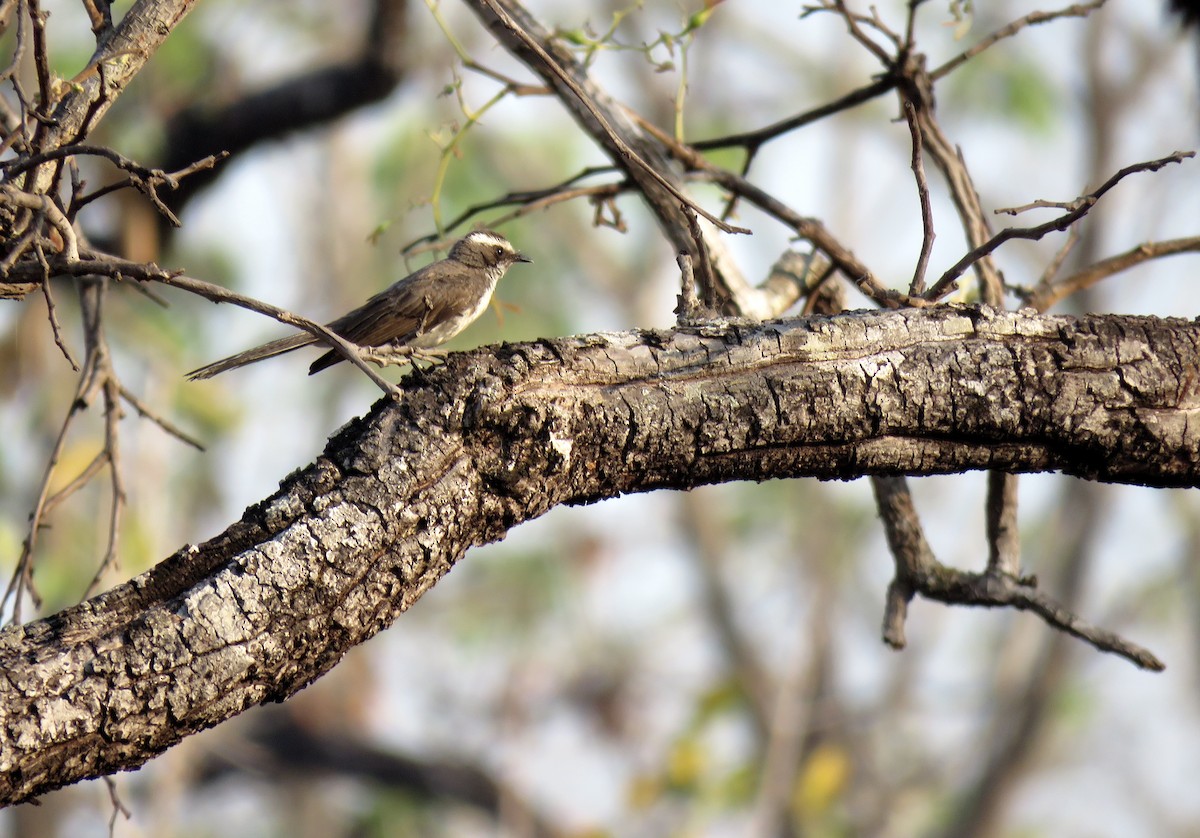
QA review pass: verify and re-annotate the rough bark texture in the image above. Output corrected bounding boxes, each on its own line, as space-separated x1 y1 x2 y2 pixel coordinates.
1 305 1198 805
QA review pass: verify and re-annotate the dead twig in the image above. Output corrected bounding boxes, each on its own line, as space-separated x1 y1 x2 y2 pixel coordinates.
931 0 1108 81
401 166 624 247
986 471 1021 577
871 476 1163 670
45 148 231 225
36 245 78 368
872 475 938 651
118 385 205 451
0 184 79 260
152 264 402 399
697 165 925 308
474 0 749 237
1024 236 1200 311
903 100 935 295
928 150 1195 300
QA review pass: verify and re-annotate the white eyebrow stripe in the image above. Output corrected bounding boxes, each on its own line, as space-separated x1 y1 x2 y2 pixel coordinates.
465 232 512 251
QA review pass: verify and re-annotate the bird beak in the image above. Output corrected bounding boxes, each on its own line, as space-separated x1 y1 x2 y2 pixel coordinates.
515 251 532 263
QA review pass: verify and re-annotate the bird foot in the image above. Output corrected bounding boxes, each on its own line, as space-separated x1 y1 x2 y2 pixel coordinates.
360 347 449 383
360 347 449 368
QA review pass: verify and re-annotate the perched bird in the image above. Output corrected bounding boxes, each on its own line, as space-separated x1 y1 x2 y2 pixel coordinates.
187 229 530 380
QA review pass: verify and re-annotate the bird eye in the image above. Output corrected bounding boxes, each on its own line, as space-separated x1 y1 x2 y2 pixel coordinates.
495 246 504 257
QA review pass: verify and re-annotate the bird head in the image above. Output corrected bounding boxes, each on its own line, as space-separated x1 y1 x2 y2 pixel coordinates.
450 230 532 275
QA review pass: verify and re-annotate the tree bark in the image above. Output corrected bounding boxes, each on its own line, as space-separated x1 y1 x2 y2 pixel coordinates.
1 305 1197 805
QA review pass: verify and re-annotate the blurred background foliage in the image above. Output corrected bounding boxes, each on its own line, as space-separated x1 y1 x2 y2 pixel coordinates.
1 1 1200 836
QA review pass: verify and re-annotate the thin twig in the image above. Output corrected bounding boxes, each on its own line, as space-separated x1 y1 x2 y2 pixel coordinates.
26 0 53 122
37 248 78 368
0 224 38 275
2 344 97 620
928 150 1195 300
102 775 130 838
63 149 228 224
82 375 126 598
1031 224 1081 293
41 449 107 516
402 166 623 246
967 573 1164 671
691 77 894 155
822 0 894 64
903 100 935 295
118 385 205 451
1025 235 1200 312
908 94 1005 304
696 165 924 308
684 207 719 309
13 249 403 397
449 183 626 242
154 266 402 398
476 0 749 236
931 0 1107 81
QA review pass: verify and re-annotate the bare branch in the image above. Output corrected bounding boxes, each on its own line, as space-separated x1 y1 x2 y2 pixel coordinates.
871 475 938 650
0 184 79 260
928 150 1195 300
986 471 1021 577
1025 235 1200 311
931 0 1108 81
465 0 754 310
428 181 626 243
118 385 205 451
920 568 1164 671
872 474 1160 670
158 270 403 399
39 266 78 368
474 0 747 237
674 253 701 322
691 77 895 157
697 164 926 308
903 100 935 295
0 306 1189 803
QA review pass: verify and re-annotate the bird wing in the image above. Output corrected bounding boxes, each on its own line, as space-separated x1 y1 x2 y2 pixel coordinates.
308 264 472 374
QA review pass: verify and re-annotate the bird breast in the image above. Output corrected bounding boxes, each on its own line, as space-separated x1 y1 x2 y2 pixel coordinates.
408 279 498 349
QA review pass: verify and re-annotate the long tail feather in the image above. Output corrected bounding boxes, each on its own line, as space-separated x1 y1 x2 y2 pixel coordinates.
186 332 318 380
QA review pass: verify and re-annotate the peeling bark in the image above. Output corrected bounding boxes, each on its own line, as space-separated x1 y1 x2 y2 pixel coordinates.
1 305 1198 805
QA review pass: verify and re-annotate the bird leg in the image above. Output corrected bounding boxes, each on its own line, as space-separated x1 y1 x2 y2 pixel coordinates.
360 346 449 369
359 346 439 384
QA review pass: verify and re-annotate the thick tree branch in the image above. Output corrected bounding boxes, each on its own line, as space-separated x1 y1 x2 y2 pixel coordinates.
0 306 1196 804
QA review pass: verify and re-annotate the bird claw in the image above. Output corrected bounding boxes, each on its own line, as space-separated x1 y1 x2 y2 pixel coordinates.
360 347 449 383
360 347 443 366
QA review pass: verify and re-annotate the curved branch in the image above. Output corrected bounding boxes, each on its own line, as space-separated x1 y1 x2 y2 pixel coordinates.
0 306 1196 804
